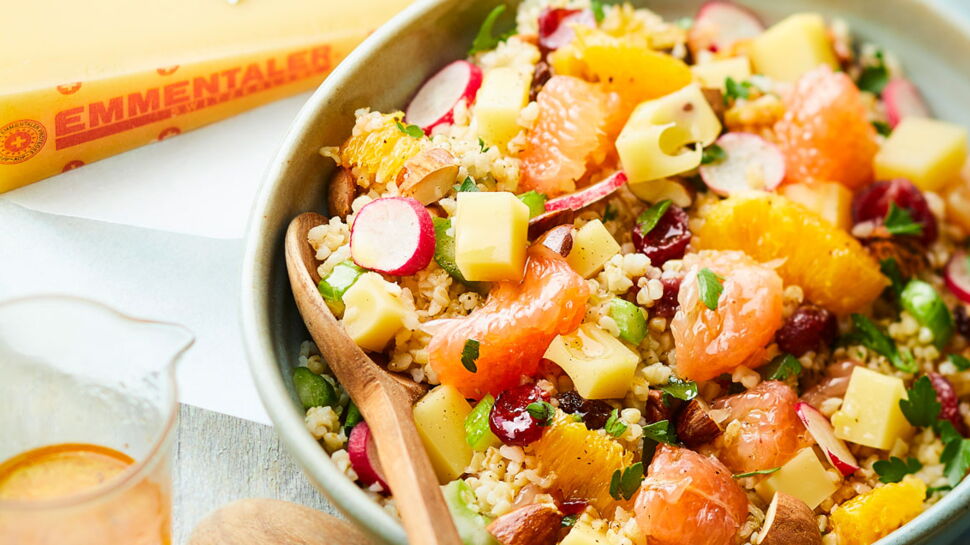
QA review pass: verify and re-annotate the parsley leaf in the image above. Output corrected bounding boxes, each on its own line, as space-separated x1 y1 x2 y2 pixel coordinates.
701 143 727 165
884 202 924 236
526 401 556 426
873 456 923 483
873 120 893 137
603 203 618 222
454 176 480 193
609 463 644 500
880 257 906 299
461 339 480 373
723 77 753 104
733 467 780 479
478 137 490 153
850 314 917 373
517 190 547 218
642 419 678 462
394 119 425 138
941 438 970 486
899 375 942 428
561 515 578 527
469 5 514 55
950 353 970 371
591 0 606 23
936 420 962 446
636 199 672 235
697 268 724 311
658 377 698 402
765 354 803 381
605 409 628 438
857 50 890 95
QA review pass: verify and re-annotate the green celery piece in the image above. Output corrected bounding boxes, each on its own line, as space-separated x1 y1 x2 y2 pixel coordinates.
317 260 365 313
609 299 647 345
292 367 337 410
432 217 482 290
441 480 499 545
900 279 954 349
464 395 501 451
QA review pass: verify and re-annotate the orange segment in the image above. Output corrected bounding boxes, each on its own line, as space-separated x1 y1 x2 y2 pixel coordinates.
427 244 590 400
775 66 879 189
635 445 748 545
694 193 888 315
532 414 633 515
572 45 692 111
338 112 424 186
671 250 784 382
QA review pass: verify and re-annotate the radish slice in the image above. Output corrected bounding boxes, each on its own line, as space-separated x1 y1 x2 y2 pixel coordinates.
545 171 628 212
538 8 596 51
405 60 483 133
945 251 970 304
688 1 765 55
884 78 931 128
795 402 860 477
350 197 435 275
699 133 785 196
347 422 390 492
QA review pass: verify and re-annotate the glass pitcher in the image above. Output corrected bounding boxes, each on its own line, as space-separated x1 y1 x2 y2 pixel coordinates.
0 295 192 545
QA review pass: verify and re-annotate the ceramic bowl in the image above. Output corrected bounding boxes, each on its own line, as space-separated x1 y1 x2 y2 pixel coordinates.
241 1 970 543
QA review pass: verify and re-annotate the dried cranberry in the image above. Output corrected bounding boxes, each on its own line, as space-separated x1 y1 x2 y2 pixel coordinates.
530 61 553 102
554 390 612 429
775 305 838 357
955 305 970 339
537 8 595 53
852 179 938 245
651 276 683 319
927 373 968 436
490 385 547 446
633 205 692 267
559 499 588 516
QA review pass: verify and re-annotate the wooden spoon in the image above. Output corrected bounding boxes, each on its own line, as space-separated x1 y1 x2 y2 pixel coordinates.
188 498 375 545
285 212 462 545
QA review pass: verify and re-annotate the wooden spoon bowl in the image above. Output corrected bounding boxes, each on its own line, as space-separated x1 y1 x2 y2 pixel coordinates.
284 212 460 545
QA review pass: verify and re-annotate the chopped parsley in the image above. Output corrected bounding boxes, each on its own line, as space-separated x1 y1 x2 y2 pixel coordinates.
849 314 917 373
765 354 803 381
454 176 480 193
950 353 970 371
658 377 698 403
394 119 425 138
941 437 970 486
723 77 754 104
697 268 724 311
526 401 556 426
880 257 906 300
899 375 941 428
609 462 644 501
733 467 780 479
590 0 606 23
857 50 890 95
478 137 490 153
884 202 924 236
603 203 618 222
873 456 923 483
641 419 678 462
461 339 481 373
701 143 727 165
873 120 893 137
561 514 578 527
469 5 514 55
636 199 672 235
604 409 628 438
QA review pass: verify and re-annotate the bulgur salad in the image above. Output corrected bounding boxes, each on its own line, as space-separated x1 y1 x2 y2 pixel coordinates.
293 1 970 544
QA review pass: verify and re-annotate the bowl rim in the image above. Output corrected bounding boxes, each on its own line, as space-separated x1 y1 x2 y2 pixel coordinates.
240 1 970 544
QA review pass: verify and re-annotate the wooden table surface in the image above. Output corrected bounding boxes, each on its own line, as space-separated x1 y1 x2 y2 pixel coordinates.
172 404 338 545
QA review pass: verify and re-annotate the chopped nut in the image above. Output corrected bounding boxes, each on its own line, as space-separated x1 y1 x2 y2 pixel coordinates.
528 208 575 240
398 148 459 205
486 503 562 545
862 234 928 277
327 167 357 218
758 492 822 545
644 389 671 424
675 398 722 447
536 225 573 258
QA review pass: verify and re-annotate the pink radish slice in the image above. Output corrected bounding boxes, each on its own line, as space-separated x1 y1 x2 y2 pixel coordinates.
795 402 860 477
884 78 931 128
945 251 970 304
347 422 390 492
545 171 628 212
699 133 785 197
405 60 483 133
688 0 765 55
350 197 435 275
538 8 596 51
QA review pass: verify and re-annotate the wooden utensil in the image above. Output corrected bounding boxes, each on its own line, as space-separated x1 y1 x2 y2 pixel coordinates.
188 498 376 545
285 212 462 545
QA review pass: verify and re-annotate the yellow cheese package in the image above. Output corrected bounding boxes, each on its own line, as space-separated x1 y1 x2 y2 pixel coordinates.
0 0 413 193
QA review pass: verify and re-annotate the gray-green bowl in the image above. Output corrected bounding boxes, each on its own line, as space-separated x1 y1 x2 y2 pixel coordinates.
241 1 970 543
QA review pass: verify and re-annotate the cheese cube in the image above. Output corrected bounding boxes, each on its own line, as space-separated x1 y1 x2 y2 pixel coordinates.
560 524 610 545
566 219 621 278
341 272 406 352
617 84 720 183
692 57 752 91
544 324 639 399
750 14 838 82
779 181 854 230
413 385 474 483
831 367 913 450
755 447 840 509
475 67 531 146
454 191 530 282
875 117 968 192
